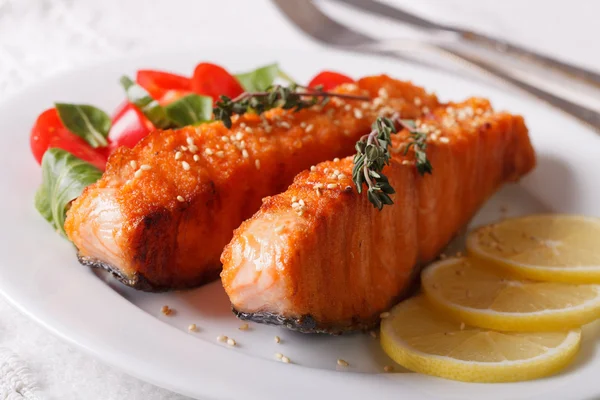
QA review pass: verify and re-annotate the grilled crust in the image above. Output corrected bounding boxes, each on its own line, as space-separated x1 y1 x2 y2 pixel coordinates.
65 76 440 290
221 98 536 333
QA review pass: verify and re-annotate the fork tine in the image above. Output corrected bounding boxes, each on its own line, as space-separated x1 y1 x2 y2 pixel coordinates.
271 0 463 77
272 0 375 47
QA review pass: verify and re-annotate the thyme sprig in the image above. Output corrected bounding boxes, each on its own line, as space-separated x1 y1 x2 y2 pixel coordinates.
352 117 397 210
352 117 432 210
213 84 370 128
399 119 433 175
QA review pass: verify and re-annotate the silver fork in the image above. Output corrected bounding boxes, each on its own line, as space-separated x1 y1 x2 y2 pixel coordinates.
273 0 600 132
331 0 600 89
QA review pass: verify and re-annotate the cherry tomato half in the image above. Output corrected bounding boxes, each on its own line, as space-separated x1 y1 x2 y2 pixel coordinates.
30 108 109 170
308 71 354 91
136 70 191 100
192 63 244 102
108 101 154 151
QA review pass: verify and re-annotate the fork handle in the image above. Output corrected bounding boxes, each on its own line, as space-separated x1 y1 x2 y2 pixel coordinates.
457 30 600 89
428 45 600 132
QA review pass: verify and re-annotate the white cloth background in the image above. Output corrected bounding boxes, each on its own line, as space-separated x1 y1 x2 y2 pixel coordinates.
0 0 598 398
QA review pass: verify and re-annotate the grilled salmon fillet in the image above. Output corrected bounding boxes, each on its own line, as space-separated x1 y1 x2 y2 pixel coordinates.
65 76 439 291
221 98 536 333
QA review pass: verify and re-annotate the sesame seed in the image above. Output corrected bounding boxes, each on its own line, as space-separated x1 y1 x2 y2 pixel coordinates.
338 174 346 180
175 151 182 160
255 159 261 169
384 365 394 373
205 148 213 155
310 166 316 171
274 336 281 344
344 104 351 111
176 196 185 203
188 145 198 153
227 338 236 346
337 359 349 367
305 124 314 133
380 312 390 319
235 132 244 141
181 161 191 170
292 197 297 202
279 121 291 129
221 136 230 142
361 102 369 110
245 126 253 133
181 146 188 151
298 199 305 206
333 157 340 162
140 164 151 171
327 183 337 189
300 122 307 128
313 183 323 189
274 225 285 233
129 160 137 169
242 149 249 158
275 353 283 360
240 122 247 128
378 88 389 99
413 97 422 106
186 137 195 146
239 140 246 149
264 126 272 133
134 170 143 179
217 335 228 343
281 356 291 364
216 151 225 158
188 324 197 332
161 305 172 316
291 202 300 209
401 160 411 165
333 169 340 175
372 97 384 107
193 155 200 162
439 137 450 143
353 109 363 119
324 168 329 173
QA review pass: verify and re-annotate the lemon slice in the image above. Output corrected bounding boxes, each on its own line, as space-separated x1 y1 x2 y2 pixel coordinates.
380 296 581 383
422 258 600 331
467 214 600 283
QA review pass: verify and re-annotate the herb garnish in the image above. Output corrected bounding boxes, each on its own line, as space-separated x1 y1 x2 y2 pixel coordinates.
352 117 432 210
399 119 433 175
352 117 397 210
213 84 370 128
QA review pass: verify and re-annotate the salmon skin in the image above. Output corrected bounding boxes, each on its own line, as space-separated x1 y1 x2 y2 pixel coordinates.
220 98 536 334
65 76 439 291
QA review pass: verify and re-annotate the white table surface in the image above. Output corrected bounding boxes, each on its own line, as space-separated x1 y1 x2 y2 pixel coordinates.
1 0 598 399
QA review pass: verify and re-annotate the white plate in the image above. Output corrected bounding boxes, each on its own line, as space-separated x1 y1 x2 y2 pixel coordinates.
1 47 600 400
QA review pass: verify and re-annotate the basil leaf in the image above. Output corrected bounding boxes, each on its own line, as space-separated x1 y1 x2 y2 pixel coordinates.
235 63 292 92
55 103 110 148
120 76 171 129
164 94 213 127
35 148 102 237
